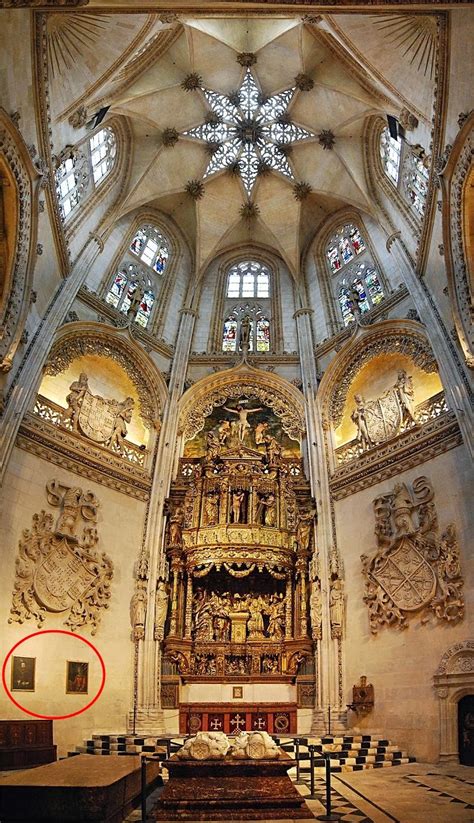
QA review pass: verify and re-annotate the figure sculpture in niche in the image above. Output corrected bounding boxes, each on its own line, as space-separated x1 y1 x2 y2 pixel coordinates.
267 594 285 640
247 598 265 639
256 492 276 526
239 315 252 352
168 506 184 545
329 577 344 638
61 372 88 430
309 580 322 640
107 396 134 453
351 394 373 451
131 581 147 641
231 490 245 523
154 580 169 641
204 490 219 525
296 507 315 553
223 403 263 442
394 369 416 424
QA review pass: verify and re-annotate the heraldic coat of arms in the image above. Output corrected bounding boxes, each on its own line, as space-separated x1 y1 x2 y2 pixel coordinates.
9 480 113 634
361 476 464 633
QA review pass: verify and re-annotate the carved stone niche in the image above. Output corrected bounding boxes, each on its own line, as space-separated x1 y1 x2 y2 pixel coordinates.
434 641 474 763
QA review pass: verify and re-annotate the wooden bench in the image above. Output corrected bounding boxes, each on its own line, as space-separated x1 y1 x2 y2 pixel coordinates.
0 754 161 823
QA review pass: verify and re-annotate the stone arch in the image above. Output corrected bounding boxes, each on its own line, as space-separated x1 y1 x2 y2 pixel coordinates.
0 108 41 374
44 321 168 430
306 206 389 337
177 362 306 444
203 244 285 355
440 111 474 369
434 640 474 763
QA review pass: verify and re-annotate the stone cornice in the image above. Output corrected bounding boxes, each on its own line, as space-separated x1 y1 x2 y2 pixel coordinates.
17 412 152 501
329 410 461 499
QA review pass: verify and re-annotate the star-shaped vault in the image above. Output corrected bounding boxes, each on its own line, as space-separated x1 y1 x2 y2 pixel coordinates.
183 69 315 196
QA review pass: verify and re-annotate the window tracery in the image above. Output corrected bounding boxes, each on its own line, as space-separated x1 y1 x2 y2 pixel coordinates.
226 260 270 299
129 224 170 274
379 126 429 218
325 223 384 327
222 304 270 352
55 126 117 222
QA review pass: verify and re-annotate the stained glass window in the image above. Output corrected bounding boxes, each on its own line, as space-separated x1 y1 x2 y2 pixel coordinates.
402 154 429 217
337 262 384 326
129 225 170 274
326 224 366 273
105 263 155 329
226 260 270 298
89 127 117 185
380 127 401 185
222 304 270 353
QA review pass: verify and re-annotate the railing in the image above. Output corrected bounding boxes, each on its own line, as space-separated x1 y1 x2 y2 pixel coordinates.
33 394 146 467
335 391 449 466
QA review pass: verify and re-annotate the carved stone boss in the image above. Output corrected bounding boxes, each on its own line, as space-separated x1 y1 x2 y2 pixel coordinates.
361 476 464 633
9 480 114 634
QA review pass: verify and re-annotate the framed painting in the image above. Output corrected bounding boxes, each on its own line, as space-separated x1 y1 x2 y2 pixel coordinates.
66 661 89 694
11 656 35 691
232 686 243 699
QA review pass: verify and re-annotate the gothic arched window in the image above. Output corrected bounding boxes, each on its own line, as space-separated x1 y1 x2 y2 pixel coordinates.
90 127 116 185
222 304 270 352
105 263 155 328
226 260 270 299
326 223 385 327
55 125 117 222
129 224 170 274
379 126 429 218
338 262 384 326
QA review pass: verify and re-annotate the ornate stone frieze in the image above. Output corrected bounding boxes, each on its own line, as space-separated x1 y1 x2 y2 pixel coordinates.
17 411 151 501
361 476 464 634
8 480 113 634
0 112 38 373
327 327 438 427
330 409 461 499
44 329 164 429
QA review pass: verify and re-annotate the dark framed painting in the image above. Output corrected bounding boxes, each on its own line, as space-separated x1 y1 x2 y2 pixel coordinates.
66 661 89 694
11 656 35 691
232 686 243 699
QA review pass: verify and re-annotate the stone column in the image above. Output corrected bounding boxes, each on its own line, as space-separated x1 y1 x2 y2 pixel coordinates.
0 236 103 485
184 571 193 640
285 576 293 639
294 307 335 729
387 232 473 459
132 307 197 733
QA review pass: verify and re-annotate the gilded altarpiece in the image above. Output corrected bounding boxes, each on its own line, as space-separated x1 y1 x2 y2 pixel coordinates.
163 400 315 690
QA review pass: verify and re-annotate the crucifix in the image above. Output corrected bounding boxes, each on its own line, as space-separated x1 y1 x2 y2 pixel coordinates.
230 713 246 732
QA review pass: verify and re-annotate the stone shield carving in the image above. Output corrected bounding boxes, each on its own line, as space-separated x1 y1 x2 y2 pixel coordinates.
372 538 436 611
9 481 113 634
361 475 464 633
34 539 98 612
78 389 120 443
362 389 402 444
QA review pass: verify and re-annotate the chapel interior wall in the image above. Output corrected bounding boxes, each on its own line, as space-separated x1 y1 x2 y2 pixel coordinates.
336 444 473 762
0 446 146 758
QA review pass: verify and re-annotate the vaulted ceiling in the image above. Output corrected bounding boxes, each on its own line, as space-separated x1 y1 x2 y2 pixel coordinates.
45 12 438 280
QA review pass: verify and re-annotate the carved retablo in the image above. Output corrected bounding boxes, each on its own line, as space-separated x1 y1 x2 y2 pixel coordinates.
361 476 464 633
163 398 315 682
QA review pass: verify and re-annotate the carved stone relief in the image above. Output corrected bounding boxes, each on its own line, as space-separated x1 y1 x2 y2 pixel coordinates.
361 476 464 633
8 480 113 634
350 370 417 450
61 372 135 454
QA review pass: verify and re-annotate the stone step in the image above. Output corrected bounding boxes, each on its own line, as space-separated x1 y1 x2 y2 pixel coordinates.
68 732 415 774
